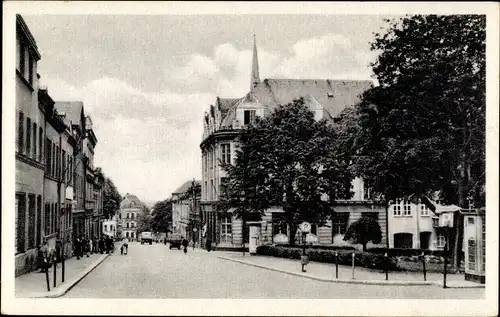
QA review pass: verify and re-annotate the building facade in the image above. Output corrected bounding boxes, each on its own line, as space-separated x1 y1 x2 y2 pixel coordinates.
15 14 43 275
199 37 386 249
103 214 118 238
171 180 201 241
119 194 146 241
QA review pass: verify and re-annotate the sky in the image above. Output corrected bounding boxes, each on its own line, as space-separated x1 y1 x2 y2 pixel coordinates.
22 14 394 205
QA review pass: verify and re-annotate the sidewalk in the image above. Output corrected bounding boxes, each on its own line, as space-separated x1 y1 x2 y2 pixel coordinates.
218 254 484 289
15 252 109 298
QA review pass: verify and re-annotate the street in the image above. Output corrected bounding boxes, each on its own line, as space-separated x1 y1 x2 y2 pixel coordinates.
64 242 484 299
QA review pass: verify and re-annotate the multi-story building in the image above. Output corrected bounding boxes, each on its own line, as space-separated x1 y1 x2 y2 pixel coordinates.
83 116 100 238
200 37 386 249
54 101 87 240
171 180 200 241
119 194 146 241
15 14 44 275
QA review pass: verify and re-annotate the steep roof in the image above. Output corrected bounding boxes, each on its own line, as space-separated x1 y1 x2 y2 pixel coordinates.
217 97 240 118
220 78 372 126
172 180 201 195
121 193 144 209
253 79 373 119
54 101 84 127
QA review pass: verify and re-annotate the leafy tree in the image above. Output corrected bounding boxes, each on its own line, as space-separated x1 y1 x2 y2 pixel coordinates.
337 15 485 268
136 213 152 234
151 199 173 235
218 98 353 245
343 217 382 251
95 167 122 220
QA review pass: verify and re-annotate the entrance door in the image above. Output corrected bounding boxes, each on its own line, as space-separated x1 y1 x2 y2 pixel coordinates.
420 232 432 250
394 233 413 249
248 225 261 254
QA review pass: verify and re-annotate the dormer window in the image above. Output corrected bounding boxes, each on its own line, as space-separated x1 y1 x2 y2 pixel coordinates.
327 92 334 98
244 110 256 125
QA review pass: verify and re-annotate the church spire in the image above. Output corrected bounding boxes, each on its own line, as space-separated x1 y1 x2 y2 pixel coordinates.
250 34 260 90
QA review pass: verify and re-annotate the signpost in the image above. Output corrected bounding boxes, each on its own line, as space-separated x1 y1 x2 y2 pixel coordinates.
299 222 311 272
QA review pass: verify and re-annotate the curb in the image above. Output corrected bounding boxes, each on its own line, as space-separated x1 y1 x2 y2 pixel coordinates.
24 254 110 298
218 256 485 288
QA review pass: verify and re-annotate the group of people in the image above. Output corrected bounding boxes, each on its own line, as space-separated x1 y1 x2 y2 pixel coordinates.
74 235 114 259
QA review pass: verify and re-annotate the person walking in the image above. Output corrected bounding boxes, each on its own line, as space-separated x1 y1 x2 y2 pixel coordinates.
206 238 212 252
181 237 189 254
123 237 129 255
98 236 105 254
75 236 82 260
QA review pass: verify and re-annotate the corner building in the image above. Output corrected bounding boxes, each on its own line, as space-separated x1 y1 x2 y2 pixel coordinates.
200 37 387 249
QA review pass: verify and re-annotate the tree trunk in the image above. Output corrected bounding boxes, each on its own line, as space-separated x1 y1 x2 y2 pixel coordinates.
362 243 367 252
289 223 298 246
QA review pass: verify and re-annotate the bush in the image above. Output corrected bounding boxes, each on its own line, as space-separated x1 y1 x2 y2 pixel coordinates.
275 244 356 251
368 247 449 257
257 245 400 271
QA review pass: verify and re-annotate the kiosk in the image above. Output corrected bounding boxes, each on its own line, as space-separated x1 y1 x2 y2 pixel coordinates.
461 208 485 284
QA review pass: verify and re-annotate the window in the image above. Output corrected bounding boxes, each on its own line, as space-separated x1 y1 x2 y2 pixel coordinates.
420 204 429 216
46 139 52 175
33 123 37 161
36 196 42 246
311 224 317 235
28 53 33 85
468 217 475 225
204 181 208 199
210 180 214 200
468 238 476 271
52 143 55 177
39 127 43 162
16 193 26 253
18 111 24 153
221 144 231 164
362 212 379 221
19 42 25 75
28 194 36 249
110 225 113 231
272 221 287 236
131 213 135 220
44 203 50 236
220 217 232 243
393 203 402 216
244 110 256 125
403 200 411 216
26 117 31 157
394 233 413 249
127 213 130 219
104 225 108 231
126 223 129 228
126 232 129 238
62 150 66 182
432 218 439 227
437 235 446 248
331 212 350 236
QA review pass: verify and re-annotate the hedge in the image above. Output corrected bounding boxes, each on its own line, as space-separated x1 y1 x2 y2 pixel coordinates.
368 247 450 257
274 244 356 251
256 245 400 271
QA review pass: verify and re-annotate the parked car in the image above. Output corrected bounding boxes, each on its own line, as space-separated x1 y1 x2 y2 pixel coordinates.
167 233 182 249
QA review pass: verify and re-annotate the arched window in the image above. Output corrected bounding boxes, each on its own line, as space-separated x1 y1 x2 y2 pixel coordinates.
131 213 135 220
104 225 108 231
127 213 130 219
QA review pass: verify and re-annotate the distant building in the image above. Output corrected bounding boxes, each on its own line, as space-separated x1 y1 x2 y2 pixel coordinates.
119 194 147 241
199 36 386 250
171 180 200 241
103 214 118 238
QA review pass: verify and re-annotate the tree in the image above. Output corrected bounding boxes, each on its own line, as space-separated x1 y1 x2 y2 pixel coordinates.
151 199 172 235
343 217 382 251
337 15 485 268
218 98 353 245
99 173 122 220
136 213 152 234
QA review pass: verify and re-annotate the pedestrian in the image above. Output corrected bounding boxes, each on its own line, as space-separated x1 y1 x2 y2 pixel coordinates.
93 237 98 255
206 238 212 252
123 237 129 255
163 237 167 245
181 237 189 254
99 236 105 254
105 236 111 254
36 242 50 273
83 236 90 257
75 236 82 260
192 239 195 251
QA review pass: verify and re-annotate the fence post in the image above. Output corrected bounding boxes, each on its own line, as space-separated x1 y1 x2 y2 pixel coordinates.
45 268 50 292
351 252 355 279
385 252 389 281
53 260 57 288
62 253 65 283
443 256 448 288
422 252 427 281
335 252 339 279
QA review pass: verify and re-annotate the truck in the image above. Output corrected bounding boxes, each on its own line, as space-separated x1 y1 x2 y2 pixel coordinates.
140 231 153 245
167 233 182 249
